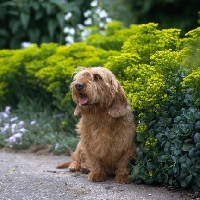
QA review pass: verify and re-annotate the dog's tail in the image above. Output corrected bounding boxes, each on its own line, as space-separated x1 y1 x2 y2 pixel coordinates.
56 161 71 169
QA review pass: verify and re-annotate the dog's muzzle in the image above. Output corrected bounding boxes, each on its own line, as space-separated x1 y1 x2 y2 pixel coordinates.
75 82 84 91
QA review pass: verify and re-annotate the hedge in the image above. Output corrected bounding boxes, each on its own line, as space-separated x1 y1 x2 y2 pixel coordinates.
0 22 200 191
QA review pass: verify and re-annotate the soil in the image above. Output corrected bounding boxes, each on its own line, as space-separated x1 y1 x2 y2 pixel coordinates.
0 149 197 200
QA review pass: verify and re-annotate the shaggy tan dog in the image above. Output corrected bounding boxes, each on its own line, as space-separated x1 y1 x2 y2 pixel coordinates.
57 67 136 184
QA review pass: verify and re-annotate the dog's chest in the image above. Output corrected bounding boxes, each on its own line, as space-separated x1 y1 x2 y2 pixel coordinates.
78 117 127 159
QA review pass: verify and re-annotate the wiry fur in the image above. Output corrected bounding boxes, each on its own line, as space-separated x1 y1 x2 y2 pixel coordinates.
57 67 136 183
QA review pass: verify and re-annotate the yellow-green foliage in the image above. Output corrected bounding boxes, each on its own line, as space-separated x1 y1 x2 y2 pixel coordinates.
0 42 118 109
123 64 165 113
122 23 181 64
183 68 200 104
85 21 140 51
105 23 187 114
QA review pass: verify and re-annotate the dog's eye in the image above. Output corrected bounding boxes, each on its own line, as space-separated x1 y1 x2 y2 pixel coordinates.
93 74 102 81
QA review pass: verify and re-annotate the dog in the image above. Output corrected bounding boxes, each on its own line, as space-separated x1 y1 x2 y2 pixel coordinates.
57 67 136 184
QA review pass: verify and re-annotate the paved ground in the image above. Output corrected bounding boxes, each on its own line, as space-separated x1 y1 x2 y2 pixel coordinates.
0 152 192 200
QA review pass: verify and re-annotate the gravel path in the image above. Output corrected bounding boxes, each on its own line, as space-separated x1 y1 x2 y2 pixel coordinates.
0 152 192 200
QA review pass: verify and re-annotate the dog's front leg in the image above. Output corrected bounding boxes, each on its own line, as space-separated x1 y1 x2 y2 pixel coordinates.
115 154 132 184
87 159 106 182
68 141 83 172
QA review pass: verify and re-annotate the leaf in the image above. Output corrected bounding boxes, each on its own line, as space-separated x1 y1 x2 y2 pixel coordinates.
147 161 156 170
20 12 30 29
174 149 181 156
173 163 179 174
181 174 192 187
195 112 200 120
186 157 192 166
48 19 57 39
158 155 167 162
189 148 200 158
0 29 8 37
195 174 200 187
179 154 187 163
172 124 179 133
179 170 189 180
35 11 43 20
30 1 40 10
182 143 194 151
193 185 200 192
194 133 200 144
179 123 189 133
175 139 182 149
171 155 177 163
195 121 200 129
56 13 65 28
174 116 182 123
28 28 40 43
194 164 200 170
196 143 200 149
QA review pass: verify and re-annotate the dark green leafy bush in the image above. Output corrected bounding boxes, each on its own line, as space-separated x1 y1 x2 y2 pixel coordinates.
0 0 92 48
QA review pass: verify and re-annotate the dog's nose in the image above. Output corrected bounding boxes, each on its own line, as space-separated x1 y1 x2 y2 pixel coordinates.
75 82 84 91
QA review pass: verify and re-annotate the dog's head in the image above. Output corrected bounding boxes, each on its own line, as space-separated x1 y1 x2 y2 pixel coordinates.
70 67 128 118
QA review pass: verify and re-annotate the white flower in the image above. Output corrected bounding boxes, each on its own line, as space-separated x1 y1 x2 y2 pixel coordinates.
99 22 105 28
19 128 28 133
11 124 17 134
106 18 112 23
69 27 75 35
21 42 32 48
65 36 74 44
99 10 108 18
64 27 75 36
31 121 36 125
5 106 11 113
11 117 18 122
54 143 59 150
1 112 8 118
81 29 92 40
63 27 70 33
64 12 72 21
6 133 23 144
84 10 92 18
18 121 24 127
90 0 98 7
95 7 101 15
84 18 92 25
77 24 84 30
1 123 9 133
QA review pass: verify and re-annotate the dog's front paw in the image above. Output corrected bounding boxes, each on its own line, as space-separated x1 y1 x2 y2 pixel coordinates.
68 161 81 172
80 163 89 174
115 174 132 184
88 172 106 182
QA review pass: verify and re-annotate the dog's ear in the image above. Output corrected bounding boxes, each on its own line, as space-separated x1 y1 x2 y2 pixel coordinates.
108 80 128 118
74 105 81 116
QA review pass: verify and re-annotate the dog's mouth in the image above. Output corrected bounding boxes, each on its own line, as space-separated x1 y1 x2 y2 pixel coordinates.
78 95 89 105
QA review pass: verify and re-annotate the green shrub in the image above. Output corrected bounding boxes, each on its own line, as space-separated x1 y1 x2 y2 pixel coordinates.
104 23 200 191
0 42 119 135
105 23 182 80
